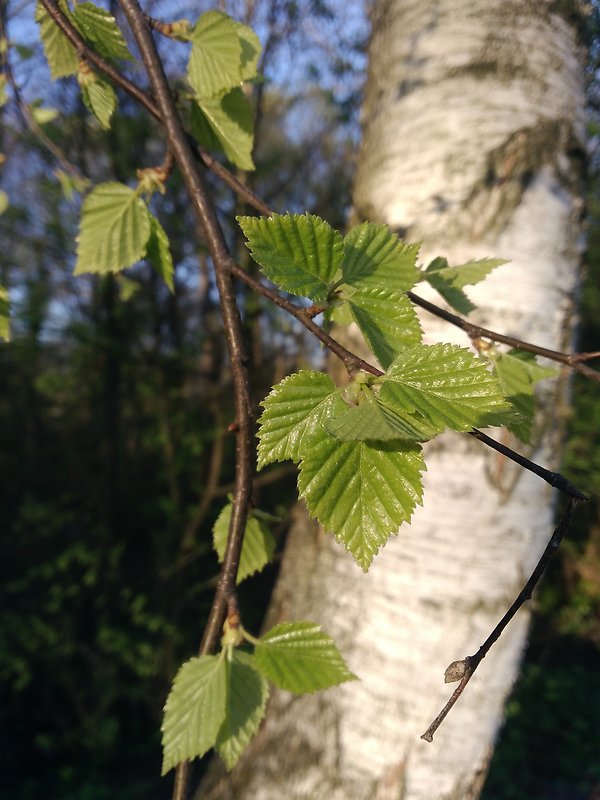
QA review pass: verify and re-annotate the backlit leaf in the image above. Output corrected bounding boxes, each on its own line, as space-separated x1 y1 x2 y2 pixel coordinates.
36 1 79 79
146 214 174 292
192 88 254 170
161 654 227 774
234 21 261 81
75 182 151 275
80 77 117 130
188 11 241 98
216 650 269 770
255 621 357 693
424 256 507 314
213 504 276 583
237 213 343 300
0 285 9 342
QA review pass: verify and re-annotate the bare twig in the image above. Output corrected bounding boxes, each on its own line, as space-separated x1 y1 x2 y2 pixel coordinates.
408 290 600 383
421 498 577 742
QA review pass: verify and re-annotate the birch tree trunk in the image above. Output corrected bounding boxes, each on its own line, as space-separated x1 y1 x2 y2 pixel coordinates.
201 1 586 798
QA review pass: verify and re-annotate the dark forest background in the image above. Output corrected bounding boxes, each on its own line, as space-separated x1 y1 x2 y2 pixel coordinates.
1 2 599 798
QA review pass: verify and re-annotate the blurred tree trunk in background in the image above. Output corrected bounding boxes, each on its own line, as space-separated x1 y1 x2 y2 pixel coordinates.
201 1 586 798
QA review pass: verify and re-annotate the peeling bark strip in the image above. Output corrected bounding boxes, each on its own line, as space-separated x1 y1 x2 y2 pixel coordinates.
200 2 586 799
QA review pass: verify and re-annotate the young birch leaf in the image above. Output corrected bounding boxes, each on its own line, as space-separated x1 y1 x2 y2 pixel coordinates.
188 11 242 98
234 21 262 81
72 2 132 61
255 622 357 693
161 654 227 775
298 431 425 570
325 389 437 442
192 89 254 171
256 371 340 468
492 350 557 444
346 288 422 368
378 343 510 433
75 183 152 275
424 256 507 314
35 1 79 79
213 504 276 583
80 77 117 130
216 650 269 770
0 285 10 342
342 222 420 292
237 213 344 300
146 214 174 292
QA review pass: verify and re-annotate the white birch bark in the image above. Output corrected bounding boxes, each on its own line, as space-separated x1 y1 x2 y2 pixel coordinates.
200 1 586 798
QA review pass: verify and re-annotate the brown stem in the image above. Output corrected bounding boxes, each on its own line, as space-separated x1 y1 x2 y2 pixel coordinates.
421 498 577 742
115 4 254 799
407 290 600 383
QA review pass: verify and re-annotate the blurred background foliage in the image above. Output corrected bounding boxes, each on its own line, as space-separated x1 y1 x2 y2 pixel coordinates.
0 1 599 798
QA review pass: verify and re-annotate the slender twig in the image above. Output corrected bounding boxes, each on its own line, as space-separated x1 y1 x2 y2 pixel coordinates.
469 429 587 501
115 6 253 800
408 290 600 383
421 498 577 742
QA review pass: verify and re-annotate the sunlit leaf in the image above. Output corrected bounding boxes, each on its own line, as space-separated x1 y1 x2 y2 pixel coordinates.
161 654 227 775
35 1 79 79
234 21 261 81
423 256 507 314
237 213 343 300
188 11 241 98
80 77 117 130
298 429 425 570
145 214 174 292
256 370 340 468
72 2 132 61
378 343 510 433
342 222 419 292
255 621 357 693
346 288 422 368
75 182 151 275
213 504 276 583
216 650 269 770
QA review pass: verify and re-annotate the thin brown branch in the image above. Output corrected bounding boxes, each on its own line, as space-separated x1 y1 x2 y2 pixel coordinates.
115 5 254 800
407 290 600 383
421 498 577 742
469 429 587 501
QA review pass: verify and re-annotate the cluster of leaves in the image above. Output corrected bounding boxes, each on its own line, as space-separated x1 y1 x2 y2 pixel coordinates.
161 619 355 773
238 212 550 570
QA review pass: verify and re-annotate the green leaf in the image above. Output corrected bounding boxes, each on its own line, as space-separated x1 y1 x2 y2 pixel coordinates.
188 11 241 98
346 288 423 368
161 654 227 775
146 214 174 292
378 343 510 433
30 105 59 125
0 190 8 216
237 213 344 300
191 88 254 171
423 256 507 314
234 21 262 81
80 77 117 130
75 182 152 275
255 621 357 693
298 431 425 570
72 3 132 61
0 285 10 342
35 1 79 79
216 650 269 770
213 504 276 583
256 370 340 468
325 387 438 442
342 222 420 292
492 350 558 443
